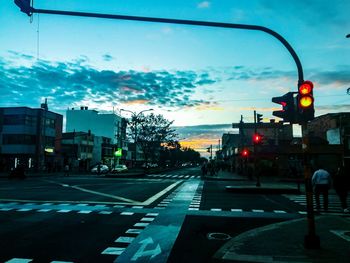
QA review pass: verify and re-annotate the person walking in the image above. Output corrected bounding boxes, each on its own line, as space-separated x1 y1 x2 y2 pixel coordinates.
312 167 331 211
333 164 349 213
64 164 70 177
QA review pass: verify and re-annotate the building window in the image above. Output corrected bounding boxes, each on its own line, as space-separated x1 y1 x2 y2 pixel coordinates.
2 134 36 145
3 114 37 126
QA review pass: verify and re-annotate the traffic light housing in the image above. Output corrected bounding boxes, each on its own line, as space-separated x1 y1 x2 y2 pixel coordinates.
272 92 296 123
297 81 314 123
257 113 263 123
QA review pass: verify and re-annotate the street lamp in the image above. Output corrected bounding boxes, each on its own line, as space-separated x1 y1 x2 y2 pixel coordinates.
120 109 153 167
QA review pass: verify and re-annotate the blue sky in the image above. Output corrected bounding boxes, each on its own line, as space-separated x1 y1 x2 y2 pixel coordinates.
1 0 349 154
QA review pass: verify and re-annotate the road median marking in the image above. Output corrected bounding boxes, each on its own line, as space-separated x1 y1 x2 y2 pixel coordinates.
141 181 182 206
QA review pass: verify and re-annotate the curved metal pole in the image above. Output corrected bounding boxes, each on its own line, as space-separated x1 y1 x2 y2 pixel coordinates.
26 6 304 85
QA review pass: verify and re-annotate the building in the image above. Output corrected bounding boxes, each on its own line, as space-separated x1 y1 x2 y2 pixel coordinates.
61 131 94 171
92 136 114 168
0 102 63 172
66 107 127 147
307 112 350 168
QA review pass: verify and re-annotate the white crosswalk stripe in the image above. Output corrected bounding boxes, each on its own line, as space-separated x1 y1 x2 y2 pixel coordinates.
147 174 200 180
284 194 350 213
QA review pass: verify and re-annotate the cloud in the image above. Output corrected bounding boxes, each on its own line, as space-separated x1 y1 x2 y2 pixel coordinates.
197 1 210 9
102 54 114 62
176 124 235 154
0 53 219 111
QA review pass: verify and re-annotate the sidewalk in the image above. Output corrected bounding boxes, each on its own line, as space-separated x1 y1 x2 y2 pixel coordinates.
214 215 350 262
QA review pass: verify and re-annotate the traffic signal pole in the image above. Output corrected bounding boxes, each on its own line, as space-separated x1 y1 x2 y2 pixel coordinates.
301 124 320 248
15 0 318 249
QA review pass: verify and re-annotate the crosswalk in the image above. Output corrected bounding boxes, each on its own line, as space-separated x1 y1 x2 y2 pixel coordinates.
147 174 201 180
284 194 350 214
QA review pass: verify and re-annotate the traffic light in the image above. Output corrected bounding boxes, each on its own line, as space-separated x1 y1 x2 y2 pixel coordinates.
257 113 263 123
241 149 249 157
272 92 296 123
297 80 314 123
207 147 211 153
253 133 263 145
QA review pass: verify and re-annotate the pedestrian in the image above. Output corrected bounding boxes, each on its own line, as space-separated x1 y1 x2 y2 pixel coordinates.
333 164 349 213
64 164 70 177
312 166 331 211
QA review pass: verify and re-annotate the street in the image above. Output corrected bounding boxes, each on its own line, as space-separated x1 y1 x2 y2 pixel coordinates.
0 167 348 262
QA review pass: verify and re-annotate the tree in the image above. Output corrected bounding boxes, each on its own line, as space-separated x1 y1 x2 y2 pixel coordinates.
128 113 177 165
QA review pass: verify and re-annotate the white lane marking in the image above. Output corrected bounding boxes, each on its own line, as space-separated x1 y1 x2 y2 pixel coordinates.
77 204 89 206
37 209 52 212
115 236 135 243
69 185 137 203
134 222 149 227
231 209 243 212
252 209 264 213
132 206 144 209
0 208 13 211
101 247 126 255
157 204 167 207
210 208 222 211
141 181 182 206
113 205 125 208
99 211 112 215
17 208 32 212
274 210 287 213
146 213 159 216
126 229 142 234
94 204 106 207
5 259 32 263
42 203 54 206
141 217 154 222
23 203 36 206
58 203 72 206
298 211 307 214
330 230 350 242
154 207 165 209
78 210 92 214
189 208 199 210
121 212 134 216
57 210 71 213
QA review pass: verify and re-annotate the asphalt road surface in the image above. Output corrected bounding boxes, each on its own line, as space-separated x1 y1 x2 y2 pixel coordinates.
0 167 329 262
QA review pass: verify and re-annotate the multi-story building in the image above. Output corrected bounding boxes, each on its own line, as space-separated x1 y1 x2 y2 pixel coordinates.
66 107 127 147
92 136 114 168
0 102 63 172
61 131 94 171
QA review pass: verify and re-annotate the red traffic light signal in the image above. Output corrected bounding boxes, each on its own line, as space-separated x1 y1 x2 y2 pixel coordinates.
297 80 315 122
253 133 263 144
241 149 249 157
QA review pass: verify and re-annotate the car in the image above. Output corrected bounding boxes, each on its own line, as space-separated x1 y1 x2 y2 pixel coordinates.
111 164 128 173
91 164 109 174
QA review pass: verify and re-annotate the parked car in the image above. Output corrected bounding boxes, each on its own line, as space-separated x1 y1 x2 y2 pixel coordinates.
111 164 128 173
91 164 109 174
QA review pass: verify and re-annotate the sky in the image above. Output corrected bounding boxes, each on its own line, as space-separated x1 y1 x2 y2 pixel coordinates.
1 0 349 156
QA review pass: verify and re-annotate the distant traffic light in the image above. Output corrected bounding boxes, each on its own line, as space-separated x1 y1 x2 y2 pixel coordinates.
207 147 211 153
257 113 263 123
253 133 263 145
241 149 249 157
272 92 296 123
297 81 314 123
